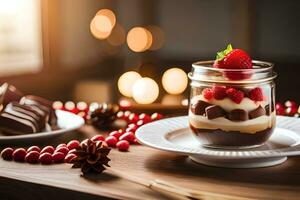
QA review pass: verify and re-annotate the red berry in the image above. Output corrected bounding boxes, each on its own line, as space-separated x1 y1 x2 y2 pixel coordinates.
127 123 138 130
119 132 135 143
64 153 76 163
133 138 140 145
27 146 41 153
276 103 285 115
286 106 297 116
13 148 27 162
40 146 55 154
1 148 14 160
52 152 65 163
249 87 264 101
116 111 124 119
212 86 227 100
213 46 253 80
91 135 105 142
56 143 67 149
128 113 139 123
68 149 76 155
202 88 213 100
136 120 146 127
126 127 136 133
226 88 244 104
139 113 151 123
116 140 130 151
285 101 297 108
54 147 69 155
25 151 40 163
39 153 53 164
213 59 225 68
105 136 118 147
151 113 163 121
67 140 80 150
109 131 122 139
123 111 131 120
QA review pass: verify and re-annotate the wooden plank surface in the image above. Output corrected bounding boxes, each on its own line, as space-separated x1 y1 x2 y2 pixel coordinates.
0 126 300 200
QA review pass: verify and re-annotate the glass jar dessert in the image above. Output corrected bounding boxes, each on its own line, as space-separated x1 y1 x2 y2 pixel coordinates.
188 45 277 149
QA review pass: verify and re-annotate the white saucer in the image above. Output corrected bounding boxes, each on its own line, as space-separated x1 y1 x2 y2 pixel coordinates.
0 110 85 145
136 116 300 168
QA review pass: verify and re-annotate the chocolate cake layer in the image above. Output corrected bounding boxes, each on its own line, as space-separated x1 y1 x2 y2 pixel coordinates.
190 125 274 147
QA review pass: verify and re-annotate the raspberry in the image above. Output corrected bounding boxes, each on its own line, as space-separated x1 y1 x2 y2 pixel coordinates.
226 88 244 104
202 88 213 100
249 87 264 101
212 86 227 100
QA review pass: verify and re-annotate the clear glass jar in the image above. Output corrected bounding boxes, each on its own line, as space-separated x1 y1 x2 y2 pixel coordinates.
188 60 277 149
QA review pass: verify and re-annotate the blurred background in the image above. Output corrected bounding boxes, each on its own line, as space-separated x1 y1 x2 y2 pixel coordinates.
0 0 299 105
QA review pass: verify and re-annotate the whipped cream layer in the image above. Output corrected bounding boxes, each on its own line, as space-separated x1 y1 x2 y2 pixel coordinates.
191 95 268 112
189 111 275 134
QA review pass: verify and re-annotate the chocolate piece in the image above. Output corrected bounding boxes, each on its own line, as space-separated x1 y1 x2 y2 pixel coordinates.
228 109 249 121
20 95 57 125
205 105 226 119
0 102 42 135
249 106 266 119
0 112 37 135
191 100 211 115
0 83 23 107
8 102 45 130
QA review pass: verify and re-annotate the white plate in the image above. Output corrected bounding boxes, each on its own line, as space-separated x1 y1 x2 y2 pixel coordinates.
0 110 85 145
136 116 300 168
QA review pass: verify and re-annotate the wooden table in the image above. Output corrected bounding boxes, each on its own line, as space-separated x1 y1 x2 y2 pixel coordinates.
0 125 300 200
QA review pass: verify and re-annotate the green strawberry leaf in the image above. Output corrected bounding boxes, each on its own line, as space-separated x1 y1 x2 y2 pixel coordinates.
216 44 233 61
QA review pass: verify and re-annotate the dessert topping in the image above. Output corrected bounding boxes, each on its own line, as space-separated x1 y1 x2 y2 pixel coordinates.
212 86 227 100
202 88 213 100
226 87 244 104
213 44 253 80
249 87 264 101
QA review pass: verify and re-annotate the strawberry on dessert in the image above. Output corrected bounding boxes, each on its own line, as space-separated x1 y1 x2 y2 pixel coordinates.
213 44 253 80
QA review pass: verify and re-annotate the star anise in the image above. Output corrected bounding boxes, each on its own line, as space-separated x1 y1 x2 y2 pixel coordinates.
71 139 111 174
89 103 119 129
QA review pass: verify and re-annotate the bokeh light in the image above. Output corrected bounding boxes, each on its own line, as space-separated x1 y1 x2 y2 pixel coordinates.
127 27 153 52
90 17 111 39
96 9 116 29
162 68 188 95
94 15 112 33
118 71 142 97
107 24 126 46
90 9 116 40
147 25 165 50
132 77 159 104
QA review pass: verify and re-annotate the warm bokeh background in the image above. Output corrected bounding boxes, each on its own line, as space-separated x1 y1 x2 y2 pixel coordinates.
0 0 299 103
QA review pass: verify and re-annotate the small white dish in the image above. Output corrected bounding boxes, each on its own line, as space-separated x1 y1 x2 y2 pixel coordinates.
136 116 300 168
0 110 84 145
